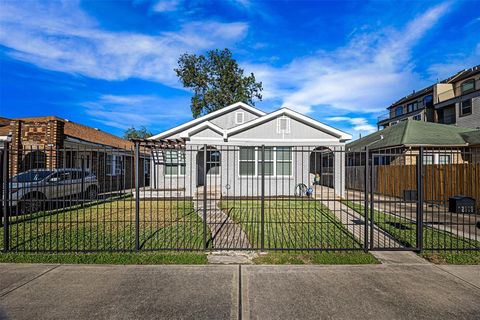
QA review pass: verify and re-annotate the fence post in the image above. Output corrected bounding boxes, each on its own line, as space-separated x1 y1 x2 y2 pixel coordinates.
203 145 207 250
260 145 265 251
363 147 369 252
416 147 424 253
2 143 9 252
134 142 140 251
369 153 375 250
80 156 85 208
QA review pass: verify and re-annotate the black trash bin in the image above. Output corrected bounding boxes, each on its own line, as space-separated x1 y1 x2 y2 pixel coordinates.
448 196 476 214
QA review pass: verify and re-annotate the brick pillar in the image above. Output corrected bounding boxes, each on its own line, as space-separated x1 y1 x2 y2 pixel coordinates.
9 120 22 176
45 119 64 169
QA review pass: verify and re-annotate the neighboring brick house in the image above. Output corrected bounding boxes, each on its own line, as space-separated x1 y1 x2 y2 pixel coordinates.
0 116 148 192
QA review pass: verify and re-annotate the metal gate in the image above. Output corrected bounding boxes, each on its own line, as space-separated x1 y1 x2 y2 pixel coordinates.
367 150 423 251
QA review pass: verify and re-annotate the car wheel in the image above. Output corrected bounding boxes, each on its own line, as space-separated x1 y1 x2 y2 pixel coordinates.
86 186 98 200
20 194 45 214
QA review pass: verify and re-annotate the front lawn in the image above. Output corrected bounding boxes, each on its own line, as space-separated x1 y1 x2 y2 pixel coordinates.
253 251 379 264
220 199 363 250
0 198 208 251
342 200 480 264
0 252 208 264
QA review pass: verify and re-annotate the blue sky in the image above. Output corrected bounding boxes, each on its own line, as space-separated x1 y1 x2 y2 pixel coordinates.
0 0 479 139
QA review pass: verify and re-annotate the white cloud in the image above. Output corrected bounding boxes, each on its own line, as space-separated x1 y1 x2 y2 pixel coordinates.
82 94 192 130
326 117 376 136
246 2 452 115
0 1 248 87
152 0 181 12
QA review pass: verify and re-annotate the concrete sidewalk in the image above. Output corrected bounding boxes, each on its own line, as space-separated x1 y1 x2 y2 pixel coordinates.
1 263 479 320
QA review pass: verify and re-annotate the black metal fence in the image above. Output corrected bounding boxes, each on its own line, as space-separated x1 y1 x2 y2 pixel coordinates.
1 143 479 252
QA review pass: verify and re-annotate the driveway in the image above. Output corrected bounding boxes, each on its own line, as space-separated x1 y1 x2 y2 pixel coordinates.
1 262 479 319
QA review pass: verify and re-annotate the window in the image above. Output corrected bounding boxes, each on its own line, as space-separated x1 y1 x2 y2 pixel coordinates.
277 116 291 134
106 154 123 176
423 155 434 165
460 99 472 116
439 155 451 164
461 79 475 94
395 106 403 117
412 114 422 121
276 147 292 175
239 147 255 176
239 147 292 176
258 147 274 176
164 150 186 176
407 102 418 113
235 112 245 124
423 95 433 108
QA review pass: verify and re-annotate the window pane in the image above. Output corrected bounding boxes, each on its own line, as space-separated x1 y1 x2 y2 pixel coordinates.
239 147 255 161
439 155 450 164
239 162 255 176
461 99 472 115
258 162 274 176
461 80 474 93
263 147 274 161
165 165 178 175
276 162 291 175
276 147 292 160
180 165 186 175
423 155 433 165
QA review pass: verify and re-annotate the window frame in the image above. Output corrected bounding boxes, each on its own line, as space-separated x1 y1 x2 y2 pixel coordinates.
460 99 472 117
461 79 475 94
238 146 293 177
395 106 403 117
164 150 186 177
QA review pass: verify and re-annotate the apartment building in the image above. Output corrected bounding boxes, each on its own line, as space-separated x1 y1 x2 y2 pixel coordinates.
378 65 480 129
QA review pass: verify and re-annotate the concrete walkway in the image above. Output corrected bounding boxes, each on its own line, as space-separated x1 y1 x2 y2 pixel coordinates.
346 190 479 241
1 262 479 320
194 188 251 249
314 186 404 249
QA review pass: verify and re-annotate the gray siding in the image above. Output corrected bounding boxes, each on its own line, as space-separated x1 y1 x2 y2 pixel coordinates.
229 116 338 141
154 145 346 198
209 107 260 129
193 128 223 138
456 96 480 129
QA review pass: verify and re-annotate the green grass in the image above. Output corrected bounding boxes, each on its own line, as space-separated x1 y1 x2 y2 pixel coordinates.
253 251 379 264
1 198 209 251
219 199 363 250
342 200 480 264
0 252 207 264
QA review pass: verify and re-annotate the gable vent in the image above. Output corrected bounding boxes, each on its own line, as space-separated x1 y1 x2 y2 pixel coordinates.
235 112 245 124
277 116 291 134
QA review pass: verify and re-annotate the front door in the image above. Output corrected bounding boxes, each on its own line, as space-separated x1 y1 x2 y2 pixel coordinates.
197 147 221 187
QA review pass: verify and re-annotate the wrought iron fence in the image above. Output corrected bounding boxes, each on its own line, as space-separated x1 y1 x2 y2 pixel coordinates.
1 142 479 252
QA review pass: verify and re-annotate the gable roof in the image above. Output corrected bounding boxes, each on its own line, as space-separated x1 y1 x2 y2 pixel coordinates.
347 120 477 151
226 107 352 141
149 102 266 140
179 121 225 139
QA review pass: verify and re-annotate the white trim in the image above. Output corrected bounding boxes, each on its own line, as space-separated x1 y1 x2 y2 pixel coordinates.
179 121 226 139
228 138 340 142
226 108 352 141
149 102 265 140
